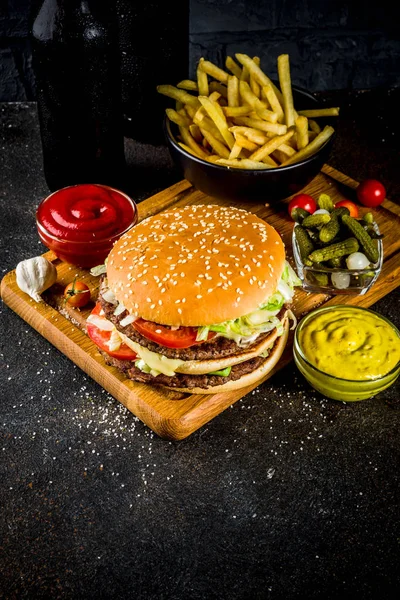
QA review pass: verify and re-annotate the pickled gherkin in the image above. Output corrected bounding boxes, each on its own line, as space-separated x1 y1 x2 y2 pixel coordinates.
341 215 379 263
302 212 331 228
308 237 359 263
306 271 329 286
294 225 314 266
319 211 340 243
317 193 334 212
332 206 350 218
327 256 344 268
363 212 374 224
291 207 310 223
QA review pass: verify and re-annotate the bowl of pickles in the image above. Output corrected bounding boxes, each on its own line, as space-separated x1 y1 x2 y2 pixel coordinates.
292 193 383 295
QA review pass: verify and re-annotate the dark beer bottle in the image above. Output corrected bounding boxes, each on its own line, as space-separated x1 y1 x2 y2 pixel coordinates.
116 0 189 145
31 0 126 192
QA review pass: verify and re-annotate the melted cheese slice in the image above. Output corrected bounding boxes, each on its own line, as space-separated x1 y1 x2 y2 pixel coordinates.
119 333 185 377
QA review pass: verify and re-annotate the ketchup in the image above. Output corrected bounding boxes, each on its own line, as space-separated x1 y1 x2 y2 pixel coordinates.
36 184 137 267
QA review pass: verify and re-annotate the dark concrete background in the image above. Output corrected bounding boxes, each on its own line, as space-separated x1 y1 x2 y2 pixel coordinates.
1 0 400 102
1 89 400 600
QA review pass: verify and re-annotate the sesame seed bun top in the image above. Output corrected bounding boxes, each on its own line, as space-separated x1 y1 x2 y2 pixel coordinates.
106 205 286 327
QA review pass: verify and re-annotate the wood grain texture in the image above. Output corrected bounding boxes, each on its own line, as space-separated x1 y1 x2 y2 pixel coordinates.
2 166 399 440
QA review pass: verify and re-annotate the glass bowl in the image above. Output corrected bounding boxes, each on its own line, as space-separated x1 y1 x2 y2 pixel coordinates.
292 222 383 295
36 184 138 268
293 305 400 402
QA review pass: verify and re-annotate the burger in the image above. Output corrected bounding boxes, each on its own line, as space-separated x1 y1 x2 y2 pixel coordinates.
86 205 300 393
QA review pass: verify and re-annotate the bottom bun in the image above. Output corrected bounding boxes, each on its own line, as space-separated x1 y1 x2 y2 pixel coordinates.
161 317 290 394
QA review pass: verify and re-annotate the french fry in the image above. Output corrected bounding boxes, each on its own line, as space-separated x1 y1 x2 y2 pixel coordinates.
177 79 198 91
209 91 222 103
278 142 296 156
229 142 243 160
308 119 321 133
249 130 295 162
216 158 273 170
184 104 198 120
239 81 278 123
233 116 287 136
178 142 203 159
250 57 261 98
165 108 191 128
295 115 309 150
190 123 203 143
261 154 279 167
280 125 335 166
193 114 226 144
222 105 253 117
225 56 242 79
199 60 229 84
179 126 210 160
157 85 200 108
233 133 259 152
229 126 268 146
298 108 340 118
244 130 269 145
271 150 287 164
197 58 209 96
200 128 230 159
277 54 295 127
261 83 285 123
198 96 235 149
207 155 224 164
240 65 250 83
209 81 228 97
227 75 240 107
235 53 284 107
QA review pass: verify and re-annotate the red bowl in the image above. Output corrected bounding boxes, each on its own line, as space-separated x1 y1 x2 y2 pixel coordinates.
36 184 138 268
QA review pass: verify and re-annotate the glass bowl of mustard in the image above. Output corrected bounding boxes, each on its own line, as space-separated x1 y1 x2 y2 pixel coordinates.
293 305 400 402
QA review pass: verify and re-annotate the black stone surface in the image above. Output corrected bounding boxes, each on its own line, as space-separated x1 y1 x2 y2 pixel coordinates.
0 90 399 599
1 1 400 101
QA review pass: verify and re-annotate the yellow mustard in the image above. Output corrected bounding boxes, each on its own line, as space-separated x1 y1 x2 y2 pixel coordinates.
299 307 400 381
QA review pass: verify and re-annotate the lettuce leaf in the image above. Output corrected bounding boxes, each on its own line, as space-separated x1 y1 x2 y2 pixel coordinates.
195 260 300 345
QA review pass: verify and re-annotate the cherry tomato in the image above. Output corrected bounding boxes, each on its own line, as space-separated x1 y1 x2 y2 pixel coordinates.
356 179 386 208
132 318 217 349
334 199 359 218
64 279 91 307
87 303 137 360
288 194 317 220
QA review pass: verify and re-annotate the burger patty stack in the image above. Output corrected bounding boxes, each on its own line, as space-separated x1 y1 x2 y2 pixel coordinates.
86 205 300 393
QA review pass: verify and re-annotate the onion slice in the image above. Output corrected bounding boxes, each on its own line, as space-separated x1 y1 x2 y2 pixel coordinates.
102 288 117 305
86 314 115 331
119 314 137 327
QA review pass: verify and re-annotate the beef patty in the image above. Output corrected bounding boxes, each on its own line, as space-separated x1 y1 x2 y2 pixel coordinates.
100 350 268 389
98 291 286 361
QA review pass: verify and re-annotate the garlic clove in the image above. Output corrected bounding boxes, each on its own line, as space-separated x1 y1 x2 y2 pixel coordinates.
16 256 57 303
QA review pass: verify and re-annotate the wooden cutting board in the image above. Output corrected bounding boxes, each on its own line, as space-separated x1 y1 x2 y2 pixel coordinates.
2 165 400 440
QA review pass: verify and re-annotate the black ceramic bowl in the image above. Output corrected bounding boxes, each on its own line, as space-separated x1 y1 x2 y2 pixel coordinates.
164 86 336 203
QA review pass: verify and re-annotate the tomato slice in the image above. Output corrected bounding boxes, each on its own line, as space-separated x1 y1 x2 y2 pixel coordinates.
87 303 137 360
132 318 216 349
